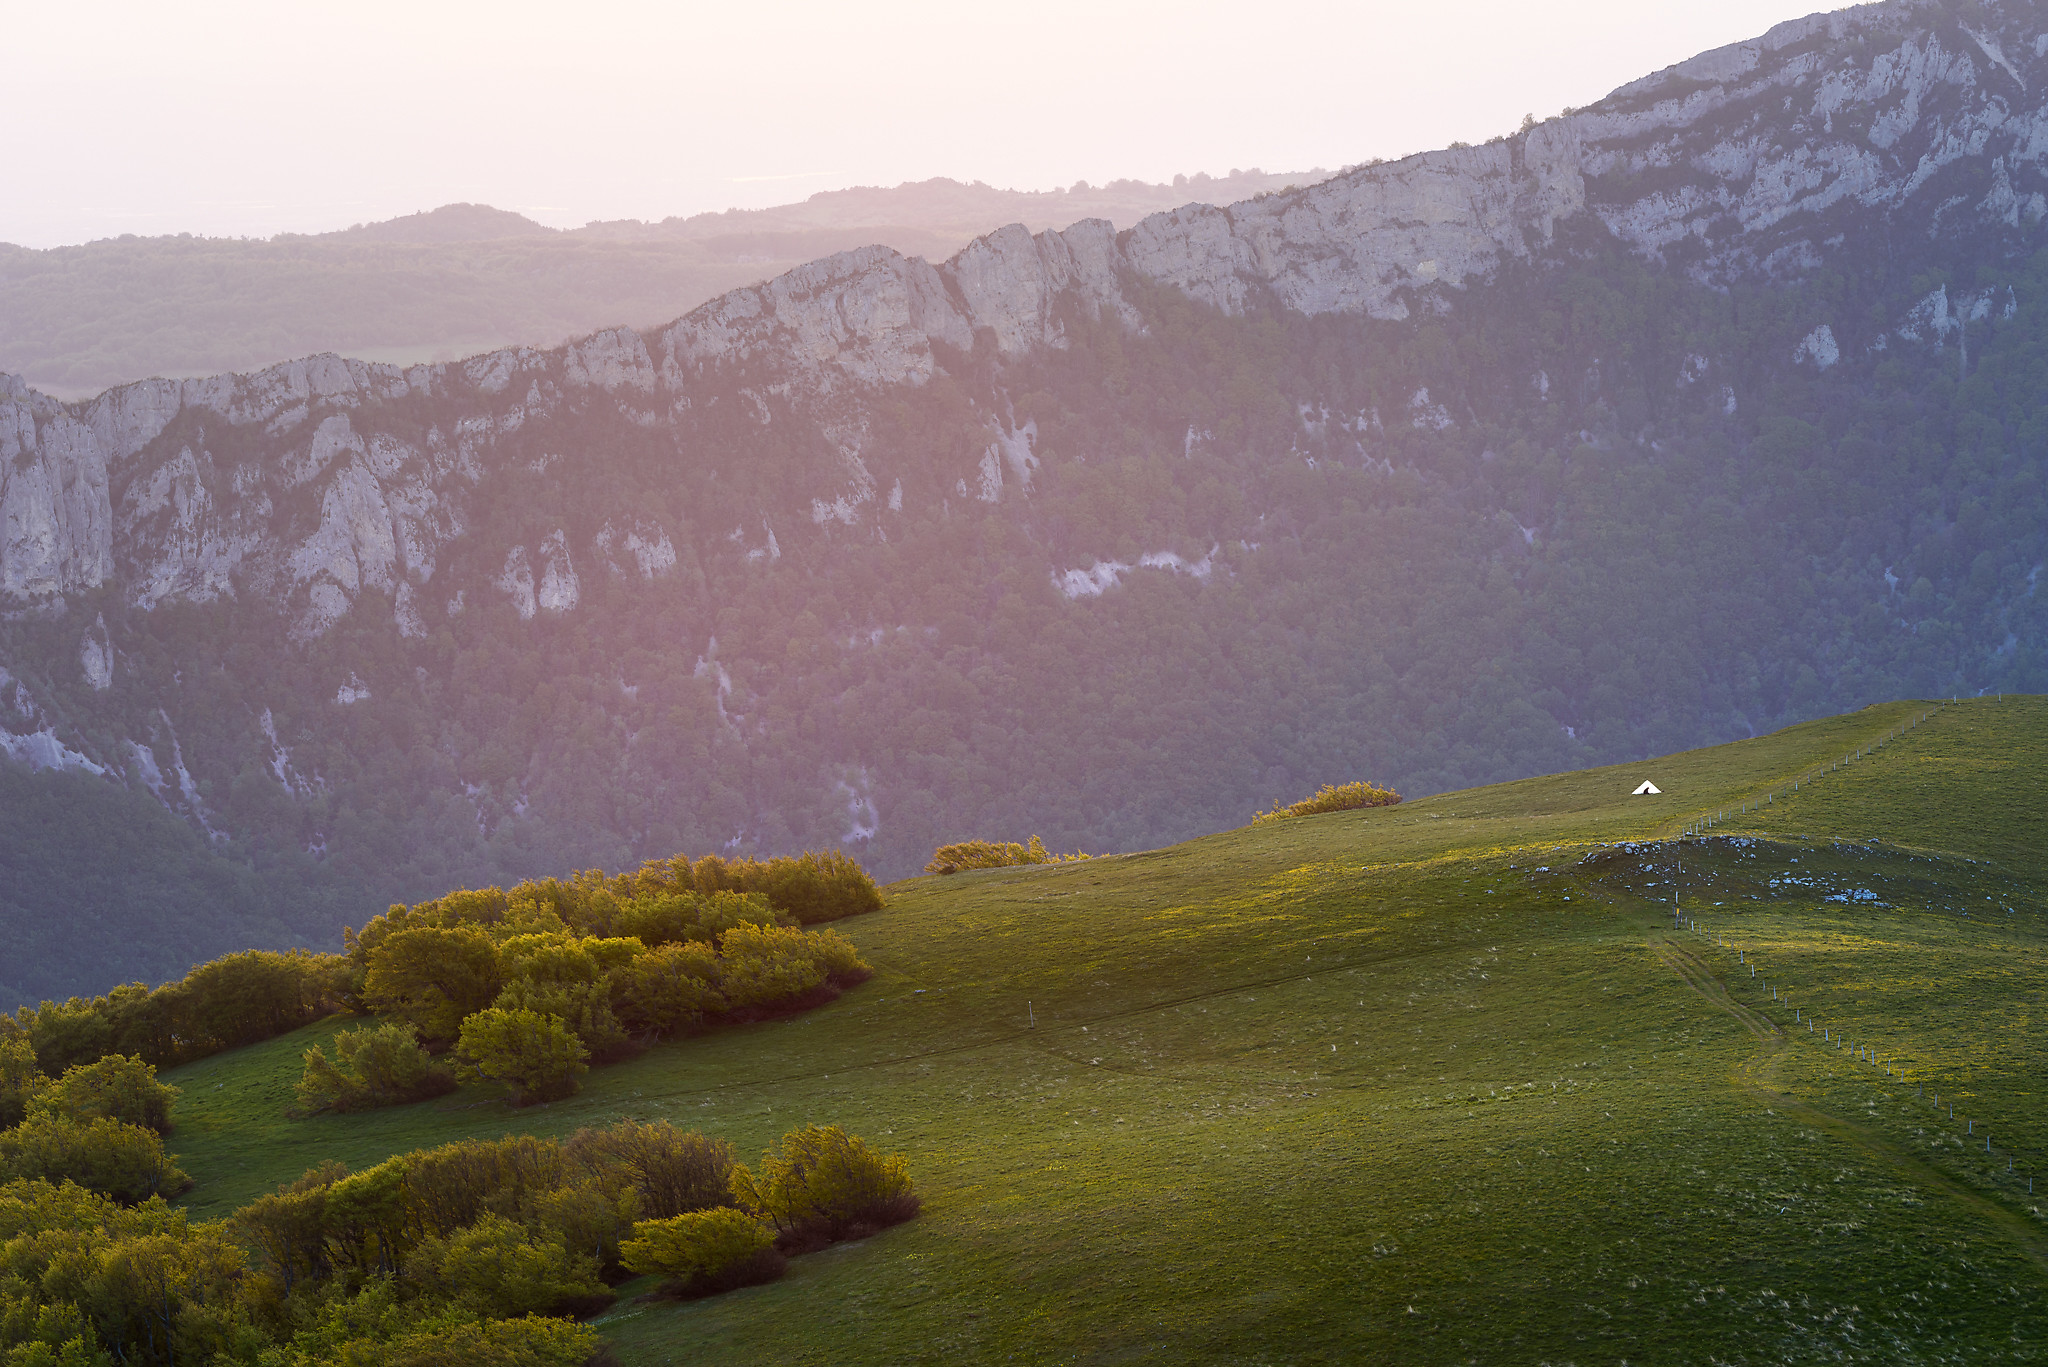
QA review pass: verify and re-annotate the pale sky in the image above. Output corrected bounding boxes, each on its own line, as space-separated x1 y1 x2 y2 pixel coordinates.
6 0 1836 248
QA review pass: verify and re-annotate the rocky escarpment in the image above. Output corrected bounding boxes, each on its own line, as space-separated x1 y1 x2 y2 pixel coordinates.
2 0 2042 642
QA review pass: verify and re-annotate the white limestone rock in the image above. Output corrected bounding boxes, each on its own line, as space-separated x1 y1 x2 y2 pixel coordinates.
81 614 113 691
1794 324 1841 369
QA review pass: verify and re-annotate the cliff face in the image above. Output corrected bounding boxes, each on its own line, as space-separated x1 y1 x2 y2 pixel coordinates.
0 1 2037 639
3 1 2046 1005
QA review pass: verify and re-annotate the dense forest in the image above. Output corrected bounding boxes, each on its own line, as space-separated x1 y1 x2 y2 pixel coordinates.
2 222 2044 1007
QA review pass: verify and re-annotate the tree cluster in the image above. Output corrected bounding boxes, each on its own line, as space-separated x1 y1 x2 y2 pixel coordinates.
0 1045 189 1204
0 1175 598 1367
335 851 878 1107
0 1116 914 1365
6 950 346 1077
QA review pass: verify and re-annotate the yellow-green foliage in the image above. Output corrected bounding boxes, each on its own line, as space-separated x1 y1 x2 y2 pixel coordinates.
562 1120 735 1221
715 924 866 1012
0 1115 190 1203
0 1178 244 1361
341 879 873 1095
6 948 344 1078
0 1118 795 1364
332 853 879 1093
294 1023 455 1116
925 835 1090 875
405 1212 612 1320
361 927 505 1045
0 1034 45 1129
346 852 880 984
452 1010 588 1107
609 942 723 1036
620 1207 777 1289
729 1125 918 1239
31 1054 179 1134
1252 779 1401 824
261 1292 597 1367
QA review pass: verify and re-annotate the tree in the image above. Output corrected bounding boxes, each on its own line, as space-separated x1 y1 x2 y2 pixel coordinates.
564 1119 734 1220
81 1224 249 1364
619 1207 783 1295
295 1023 455 1115
0 1031 46 1129
610 941 723 1036
254 1277 596 1367
716 923 866 1012
452 1010 587 1105
404 1213 612 1319
729 1125 918 1241
0 1115 191 1203
33 1054 179 1134
362 927 504 1043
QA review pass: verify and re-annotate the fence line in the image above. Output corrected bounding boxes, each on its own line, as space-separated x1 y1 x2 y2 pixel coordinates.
1655 698 2039 1204
1678 696 1983 839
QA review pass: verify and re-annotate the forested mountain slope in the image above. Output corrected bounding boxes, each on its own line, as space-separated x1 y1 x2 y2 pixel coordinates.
1 0 2044 1007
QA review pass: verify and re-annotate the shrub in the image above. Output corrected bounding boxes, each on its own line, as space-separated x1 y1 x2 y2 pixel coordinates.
175 949 345 1053
454 1010 588 1106
371 1314 600 1367
405 1212 613 1320
799 928 870 984
1252 780 1402 824
235 1172 337 1293
0 1114 191 1203
526 1176 636 1274
564 1120 735 1221
729 1125 918 1243
319 1160 411 1275
8 951 344 1075
687 851 883 924
620 1207 784 1296
295 1023 456 1115
925 835 1089 875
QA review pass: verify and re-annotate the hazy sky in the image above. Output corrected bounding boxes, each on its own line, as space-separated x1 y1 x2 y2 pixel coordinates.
8 0 1835 248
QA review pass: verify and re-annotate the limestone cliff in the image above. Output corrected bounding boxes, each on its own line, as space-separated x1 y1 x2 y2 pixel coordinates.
0 0 2036 636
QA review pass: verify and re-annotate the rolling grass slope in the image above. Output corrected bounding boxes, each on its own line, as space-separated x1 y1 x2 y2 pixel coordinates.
163 696 2048 1363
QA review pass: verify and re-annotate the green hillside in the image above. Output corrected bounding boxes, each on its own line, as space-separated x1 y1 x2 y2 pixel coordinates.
160 697 2048 1363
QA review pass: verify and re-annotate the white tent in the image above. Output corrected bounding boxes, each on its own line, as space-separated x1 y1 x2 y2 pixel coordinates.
1632 780 1661 795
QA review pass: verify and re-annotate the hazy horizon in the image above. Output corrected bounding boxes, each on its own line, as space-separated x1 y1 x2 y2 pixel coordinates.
11 0 1838 249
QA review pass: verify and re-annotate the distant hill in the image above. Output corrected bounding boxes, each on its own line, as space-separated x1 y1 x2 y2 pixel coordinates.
0 170 1321 397
328 202 559 243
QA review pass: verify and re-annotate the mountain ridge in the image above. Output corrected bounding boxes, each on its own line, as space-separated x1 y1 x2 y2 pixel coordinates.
6 0 2042 623
0 0 2042 1004
0 170 1320 399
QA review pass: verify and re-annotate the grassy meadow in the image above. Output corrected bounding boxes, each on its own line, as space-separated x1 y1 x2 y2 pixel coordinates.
162 696 2048 1363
